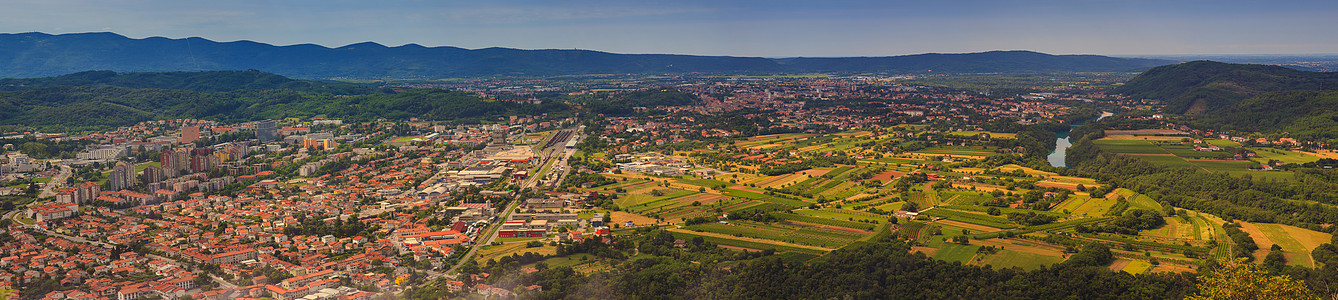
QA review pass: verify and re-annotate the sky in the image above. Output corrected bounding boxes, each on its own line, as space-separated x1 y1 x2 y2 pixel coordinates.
2 0 1337 57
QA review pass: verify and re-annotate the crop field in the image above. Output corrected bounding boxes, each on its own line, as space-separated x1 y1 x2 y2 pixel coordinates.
1142 217 1197 240
1050 195 1090 214
773 212 876 230
792 209 885 223
1248 148 1322 165
1120 260 1153 274
920 208 1017 229
947 131 1017 139
1244 222 1333 267
941 191 992 205
723 189 810 207
582 128 1281 272
1101 135 1186 141
994 164 1058 176
1067 195 1119 217
1110 189 1162 211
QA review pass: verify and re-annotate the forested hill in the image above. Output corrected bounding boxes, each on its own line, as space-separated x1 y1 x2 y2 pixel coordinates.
0 86 569 132
1116 61 1338 114
0 32 1172 78
0 70 375 94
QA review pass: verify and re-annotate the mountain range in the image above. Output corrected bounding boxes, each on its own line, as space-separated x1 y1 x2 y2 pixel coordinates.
0 32 1174 79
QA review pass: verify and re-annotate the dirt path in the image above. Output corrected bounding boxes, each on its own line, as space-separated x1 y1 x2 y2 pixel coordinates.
718 245 763 252
666 228 835 251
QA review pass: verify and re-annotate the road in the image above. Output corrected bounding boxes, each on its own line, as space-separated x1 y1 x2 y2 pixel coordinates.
38 165 73 198
443 127 581 275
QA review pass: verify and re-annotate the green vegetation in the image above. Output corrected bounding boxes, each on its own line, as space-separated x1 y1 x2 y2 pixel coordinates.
0 74 570 131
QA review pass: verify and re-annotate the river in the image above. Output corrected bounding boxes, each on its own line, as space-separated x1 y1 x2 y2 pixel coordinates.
1047 112 1111 167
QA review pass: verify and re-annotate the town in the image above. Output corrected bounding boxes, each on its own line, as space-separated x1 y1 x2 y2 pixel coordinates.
3 73 1338 300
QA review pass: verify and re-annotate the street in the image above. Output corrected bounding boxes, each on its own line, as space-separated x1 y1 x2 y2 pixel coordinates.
38 164 73 198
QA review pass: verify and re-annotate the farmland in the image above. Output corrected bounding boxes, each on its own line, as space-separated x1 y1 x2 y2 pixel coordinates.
578 128 1286 274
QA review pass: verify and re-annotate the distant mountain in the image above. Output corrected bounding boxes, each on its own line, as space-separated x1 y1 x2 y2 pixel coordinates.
0 32 1173 79
1116 61 1338 114
777 51 1170 73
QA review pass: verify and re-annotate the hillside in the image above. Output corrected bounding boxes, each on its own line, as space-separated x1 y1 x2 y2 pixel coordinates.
0 83 567 131
0 32 1172 78
1116 61 1338 114
1192 91 1338 140
0 70 375 94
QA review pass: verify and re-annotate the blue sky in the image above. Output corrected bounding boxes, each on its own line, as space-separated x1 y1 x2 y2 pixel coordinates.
3 0 1336 56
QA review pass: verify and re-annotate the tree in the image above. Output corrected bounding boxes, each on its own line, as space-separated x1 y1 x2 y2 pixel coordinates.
1188 258 1312 300
1066 243 1114 267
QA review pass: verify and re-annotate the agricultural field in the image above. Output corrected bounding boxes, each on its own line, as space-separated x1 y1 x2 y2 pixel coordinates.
1248 147 1323 165
1239 222 1332 267
1093 137 1281 179
576 128 1293 273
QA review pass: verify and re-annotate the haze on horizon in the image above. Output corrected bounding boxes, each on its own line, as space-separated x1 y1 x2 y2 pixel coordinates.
3 0 1337 57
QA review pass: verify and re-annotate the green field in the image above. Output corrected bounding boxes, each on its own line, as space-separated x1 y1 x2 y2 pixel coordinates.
920 208 1017 229
792 209 885 223
773 212 876 230
1248 148 1321 165
1206 139 1241 147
